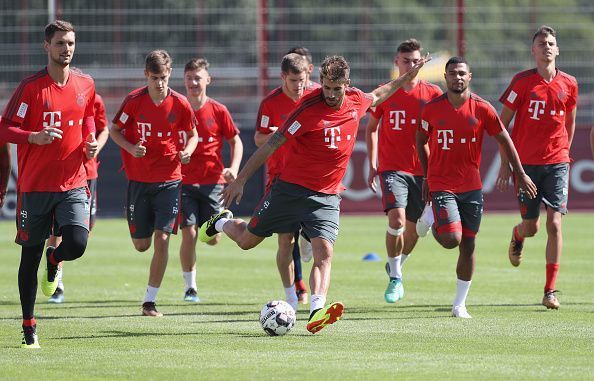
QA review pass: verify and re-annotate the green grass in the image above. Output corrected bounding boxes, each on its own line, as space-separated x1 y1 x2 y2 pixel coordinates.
0 213 593 380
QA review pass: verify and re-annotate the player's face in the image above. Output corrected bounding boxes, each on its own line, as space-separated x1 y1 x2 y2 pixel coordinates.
44 31 76 67
395 50 422 76
321 77 350 109
145 68 171 95
281 71 307 98
444 63 471 94
184 69 210 97
532 34 559 63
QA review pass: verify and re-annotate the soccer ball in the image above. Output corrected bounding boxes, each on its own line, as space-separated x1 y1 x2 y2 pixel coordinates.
259 300 296 336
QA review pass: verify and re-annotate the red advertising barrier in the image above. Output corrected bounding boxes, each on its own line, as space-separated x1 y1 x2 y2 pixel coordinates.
340 127 594 213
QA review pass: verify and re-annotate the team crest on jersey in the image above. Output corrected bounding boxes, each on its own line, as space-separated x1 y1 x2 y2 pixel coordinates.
168 113 177 123
467 116 478 126
76 93 85 107
557 89 567 102
287 121 301 135
322 120 331 126
351 110 358 120
437 119 446 126
205 117 215 128
16 102 28 118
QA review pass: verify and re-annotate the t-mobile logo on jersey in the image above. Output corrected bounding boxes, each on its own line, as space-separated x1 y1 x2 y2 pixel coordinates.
389 110 406 130
136 122 152 141
437 129 454 150
324 126 342 149
528 100 546 120
43 111 62 128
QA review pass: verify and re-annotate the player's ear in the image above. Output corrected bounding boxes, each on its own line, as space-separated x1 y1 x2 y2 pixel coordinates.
43 39 50 53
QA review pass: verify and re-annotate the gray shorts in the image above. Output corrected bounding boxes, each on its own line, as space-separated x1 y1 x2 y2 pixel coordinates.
15 187 90 246
127 180 181 239
88 178 97 230
247 180 341 244
431 190 483 238
379 171 424 222
181 184 223 228
518 163 569 219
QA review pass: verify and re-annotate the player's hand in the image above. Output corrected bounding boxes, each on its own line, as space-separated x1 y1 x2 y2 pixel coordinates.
29 127 63 145
367 167 378 193
220 180 244 208
496 164 513 192
268 126 278 133
401 53 432 82
421 178 429 202
516 173 537 199
85 133 98 159
222 167 238 183
129 140 146 158
179 150 191 164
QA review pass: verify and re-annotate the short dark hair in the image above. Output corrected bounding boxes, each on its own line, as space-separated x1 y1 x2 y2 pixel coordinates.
445 56 469 71
184 58 209 73
281 53 308 74
44 20 75 42
397 38 421 54
320 56 350 82
533 25 556 42
145 50 172 73
286 46 313 65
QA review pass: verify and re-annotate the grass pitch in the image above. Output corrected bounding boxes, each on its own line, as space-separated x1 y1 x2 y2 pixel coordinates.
0 213 592 380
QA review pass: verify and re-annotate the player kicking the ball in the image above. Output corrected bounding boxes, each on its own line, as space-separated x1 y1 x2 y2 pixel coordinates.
110 50 198 317
199 54 429 333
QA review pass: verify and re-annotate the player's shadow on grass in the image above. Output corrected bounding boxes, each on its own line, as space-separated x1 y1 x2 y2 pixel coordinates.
56 329 309 340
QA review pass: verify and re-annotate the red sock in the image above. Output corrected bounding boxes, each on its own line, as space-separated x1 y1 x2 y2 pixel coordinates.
23 317 36 327
545 263 560 292
513 225 524 242
48 251 59 266
295 279 307 292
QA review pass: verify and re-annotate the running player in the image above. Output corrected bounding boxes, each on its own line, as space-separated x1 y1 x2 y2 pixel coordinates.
416 56 536 319
496 26 578 309
0 20 98 348
179 58 243 302
366 38 442 303
110 50 198 317
200 54 429 333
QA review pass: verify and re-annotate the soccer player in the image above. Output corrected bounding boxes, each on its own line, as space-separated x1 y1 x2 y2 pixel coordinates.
366 38 442 303
47 93 110 304
179 58 243 302
200 55 429 333
0 140 9 208
110 50 198 317
0 20 98 348
286 46 320 91
254 53 311 310
496 26 578 309
416 56 537 319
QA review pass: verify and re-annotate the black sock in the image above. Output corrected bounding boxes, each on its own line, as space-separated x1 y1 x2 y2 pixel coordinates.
52 225 88 262
19 243 44 320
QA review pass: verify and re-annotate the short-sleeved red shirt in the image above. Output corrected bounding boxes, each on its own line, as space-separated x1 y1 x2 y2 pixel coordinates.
371 80 442 175
84 93 108 180
279 87 373 194
499 69 578 165
113 87 196 183
419 93 504 193
2 67 96 192
181 98 239 185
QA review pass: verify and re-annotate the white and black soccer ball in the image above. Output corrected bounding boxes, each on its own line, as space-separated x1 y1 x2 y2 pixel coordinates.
259 300 296 336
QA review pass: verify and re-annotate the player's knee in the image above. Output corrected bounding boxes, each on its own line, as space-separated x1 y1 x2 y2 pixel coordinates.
133 241 151 252
546 218 562 236
207 234 221 246
387 225 405 236
523 222 539 237
436 234 461 249
62 226 88 260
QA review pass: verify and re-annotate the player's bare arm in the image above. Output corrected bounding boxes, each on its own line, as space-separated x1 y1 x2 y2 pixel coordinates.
496 105 516 192
220 130 286 208
95 127 110 156
85 133 98 159
254 127 278 148
365 115 380 192
222 134 243 182
565 107 577 148
179 128 198 164
369 53 431 107
109 123 146 158
493 130 537 199
0 143 9 208
415 129 430 201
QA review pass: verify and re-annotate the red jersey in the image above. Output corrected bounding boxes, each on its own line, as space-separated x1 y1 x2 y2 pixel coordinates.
419 93 504 193
499 69 578 165
371 80 442 175
84 93 108 180
1 68 95 192
256 87 305 180
181 98 239 185
280 87 373 194
113 87 196 183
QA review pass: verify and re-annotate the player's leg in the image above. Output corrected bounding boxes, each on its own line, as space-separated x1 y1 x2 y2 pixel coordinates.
46 234 64 303
293 231 308 304
451 190 482 319
400 174 425 262
277 232 298 310
384 207 406 303
179 185 200 302
540 163 569 309
19 243 44 348
430 192 462 249
127 181 154 252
